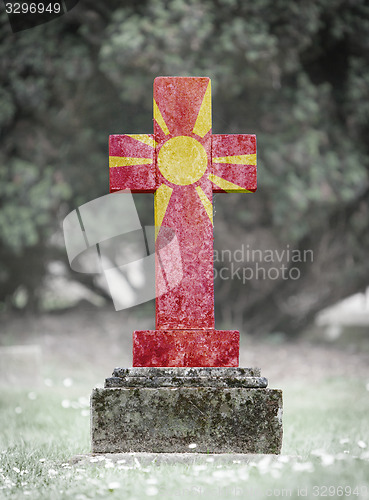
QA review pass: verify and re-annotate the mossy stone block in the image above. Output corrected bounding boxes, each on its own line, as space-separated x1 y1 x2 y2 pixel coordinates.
91 383 282 454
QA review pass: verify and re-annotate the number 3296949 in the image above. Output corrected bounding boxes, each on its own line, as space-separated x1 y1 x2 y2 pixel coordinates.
5 3 62 14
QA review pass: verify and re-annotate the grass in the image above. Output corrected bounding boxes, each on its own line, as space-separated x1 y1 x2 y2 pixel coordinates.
1 377 369 499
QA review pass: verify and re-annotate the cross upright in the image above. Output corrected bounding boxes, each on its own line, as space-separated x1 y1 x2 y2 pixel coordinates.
109 77 257 367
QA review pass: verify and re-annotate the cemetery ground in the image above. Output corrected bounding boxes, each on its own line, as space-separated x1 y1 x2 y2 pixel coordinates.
1 305 369 499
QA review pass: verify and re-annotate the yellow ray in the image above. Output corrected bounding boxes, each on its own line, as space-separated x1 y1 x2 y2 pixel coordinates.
192 81 212 138
195 186 213 224
209 173 252 193
155 183 173 240
126 134 157 148
153 99 170 135
213 154 257 165
109 156 153 168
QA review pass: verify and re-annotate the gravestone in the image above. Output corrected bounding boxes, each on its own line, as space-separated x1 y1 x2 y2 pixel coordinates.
91 77 283 453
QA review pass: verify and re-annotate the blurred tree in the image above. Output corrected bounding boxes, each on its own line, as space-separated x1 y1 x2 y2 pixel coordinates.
0 0 368 334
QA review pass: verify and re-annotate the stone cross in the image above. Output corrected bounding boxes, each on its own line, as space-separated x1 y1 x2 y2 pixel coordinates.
109 77 257 367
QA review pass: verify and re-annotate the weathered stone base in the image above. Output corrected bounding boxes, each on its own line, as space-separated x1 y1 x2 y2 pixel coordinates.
91 368 283 454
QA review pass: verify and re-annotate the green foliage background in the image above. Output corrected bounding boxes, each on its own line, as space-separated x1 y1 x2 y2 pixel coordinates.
0 0 368 333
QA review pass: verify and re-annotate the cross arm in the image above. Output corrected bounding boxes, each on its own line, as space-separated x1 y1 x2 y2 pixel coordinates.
109 134 157 193
210 134 257 193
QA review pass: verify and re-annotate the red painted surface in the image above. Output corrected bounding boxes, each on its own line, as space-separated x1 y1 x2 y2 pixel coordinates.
109 134 156 193
154 184 214 329
212 134 257 192
154 77 210 137
154 78 213 330
109 77 257 367
133 330 239 367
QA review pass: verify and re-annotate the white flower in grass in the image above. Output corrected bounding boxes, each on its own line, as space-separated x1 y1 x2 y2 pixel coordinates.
104 461 114 469
24 491 31 496
358 440 367 449
212 469 230 479
193 464 207 472
63 378 73 387
81 410 89 417
89 458 99 463
15 407 22 414
339 438 349 444
13 467 20 473
61 400 70 409
272 461 283 470
146 486 159 496
292 462 314 472
188 443 197 449
271 468 281 479
256 455 272 473
116 459 126 464
238 468 249 481
146 477 158 485
27 392 37 400
206 457 214 463
39 459 46 463
117 465 130 470
311 449 325 457
108 482 121 491
48 469 58 477
321 454 335 466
